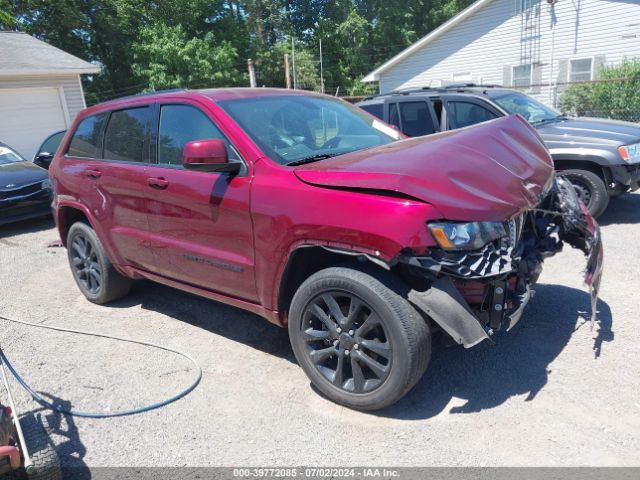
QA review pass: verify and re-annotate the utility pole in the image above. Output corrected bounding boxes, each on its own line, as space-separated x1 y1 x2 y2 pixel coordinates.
247 59 257 88
291 36 297 89
319 38 324 94
284 54 291 89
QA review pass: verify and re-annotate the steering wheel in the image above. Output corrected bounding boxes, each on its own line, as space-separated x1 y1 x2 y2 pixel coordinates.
321 136 341 149
269 126 298 149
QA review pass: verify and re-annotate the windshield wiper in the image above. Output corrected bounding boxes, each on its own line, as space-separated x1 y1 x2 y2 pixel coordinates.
532 115 566 126
285 153 336 166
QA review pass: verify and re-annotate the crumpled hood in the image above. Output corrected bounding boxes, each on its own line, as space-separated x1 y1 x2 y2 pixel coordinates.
0 161 48 190
294 115 554 221
538 116 640 149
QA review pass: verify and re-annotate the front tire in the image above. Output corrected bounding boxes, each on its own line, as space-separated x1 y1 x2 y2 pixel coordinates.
67 222 131 304
288 266 431 411
559 169 609 218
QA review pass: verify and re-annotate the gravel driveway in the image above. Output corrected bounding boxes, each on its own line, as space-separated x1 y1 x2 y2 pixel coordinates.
1 193 639 471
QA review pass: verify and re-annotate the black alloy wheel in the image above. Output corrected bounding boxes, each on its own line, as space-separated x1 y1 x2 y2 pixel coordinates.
302 291 392 393
66 222 132 304
70 233 102 295
289 266 431 411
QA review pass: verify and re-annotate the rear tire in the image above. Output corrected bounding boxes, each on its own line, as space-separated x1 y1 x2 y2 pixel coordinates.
559 169 609 218
67 222 131 304
288 266 431 411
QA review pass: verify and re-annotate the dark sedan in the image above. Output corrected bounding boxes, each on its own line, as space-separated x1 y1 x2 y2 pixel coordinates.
0 142 52 225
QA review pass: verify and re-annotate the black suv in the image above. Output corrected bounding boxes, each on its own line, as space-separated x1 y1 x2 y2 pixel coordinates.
358 85 640 218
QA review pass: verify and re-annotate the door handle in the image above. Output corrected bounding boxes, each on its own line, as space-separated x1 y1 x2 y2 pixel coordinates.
147 177 169 189
86 169 102 179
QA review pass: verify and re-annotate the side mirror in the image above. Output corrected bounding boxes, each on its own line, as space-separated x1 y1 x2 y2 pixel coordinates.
34 152 54 169
182 139 241 174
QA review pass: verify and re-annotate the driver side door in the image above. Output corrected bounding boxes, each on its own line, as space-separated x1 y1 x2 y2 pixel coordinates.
144 101 258 302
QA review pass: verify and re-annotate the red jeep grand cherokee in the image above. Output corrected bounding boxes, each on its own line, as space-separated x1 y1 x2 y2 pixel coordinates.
49 88 602 410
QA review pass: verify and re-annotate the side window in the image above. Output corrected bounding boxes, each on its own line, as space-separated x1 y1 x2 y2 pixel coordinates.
388 103 400 130
103 107 152 162
158 104 237 166
447 101 498 129
359 103 384 120
398 102 436 137
67 114 107 158
39 131 66 155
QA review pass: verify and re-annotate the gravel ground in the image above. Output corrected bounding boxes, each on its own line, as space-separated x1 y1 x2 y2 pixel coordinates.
0 192 639 470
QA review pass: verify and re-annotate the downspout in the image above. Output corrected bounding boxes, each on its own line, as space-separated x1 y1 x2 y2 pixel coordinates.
548 0 557 107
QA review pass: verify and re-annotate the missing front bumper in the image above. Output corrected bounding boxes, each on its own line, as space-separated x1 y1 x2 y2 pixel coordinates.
401 178 603 348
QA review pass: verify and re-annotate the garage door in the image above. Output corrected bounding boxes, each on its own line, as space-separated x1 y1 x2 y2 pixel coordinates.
0 87 68 160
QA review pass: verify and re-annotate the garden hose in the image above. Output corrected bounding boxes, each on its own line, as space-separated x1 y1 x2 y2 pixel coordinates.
0 314 202 418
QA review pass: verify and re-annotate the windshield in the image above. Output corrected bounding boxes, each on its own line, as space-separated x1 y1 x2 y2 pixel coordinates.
218 95 401 165
493 92 561 124
0 145 26 165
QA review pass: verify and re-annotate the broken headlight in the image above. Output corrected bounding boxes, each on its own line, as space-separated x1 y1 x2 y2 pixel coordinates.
428 221 506 251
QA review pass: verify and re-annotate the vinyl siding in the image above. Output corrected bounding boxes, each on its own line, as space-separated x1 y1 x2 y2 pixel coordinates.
377 0 640 107
0 74 86 123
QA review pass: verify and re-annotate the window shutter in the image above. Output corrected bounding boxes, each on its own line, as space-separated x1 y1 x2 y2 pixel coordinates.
593 55 606 80
531 63 543 93
557 59 568 84
502 65 512 87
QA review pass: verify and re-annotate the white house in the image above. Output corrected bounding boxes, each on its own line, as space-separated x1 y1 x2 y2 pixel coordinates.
0 31 99 159
363 0 640 107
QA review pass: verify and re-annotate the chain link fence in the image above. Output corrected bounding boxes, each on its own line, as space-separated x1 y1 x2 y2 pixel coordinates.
556 77 640 124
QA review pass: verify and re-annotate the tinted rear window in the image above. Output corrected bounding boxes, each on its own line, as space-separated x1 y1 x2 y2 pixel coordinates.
359 103 384 120
67 114 107 158
399 102 436 136
103 107 152 162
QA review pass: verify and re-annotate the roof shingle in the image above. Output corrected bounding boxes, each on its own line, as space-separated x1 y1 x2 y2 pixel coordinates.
0 31 100 76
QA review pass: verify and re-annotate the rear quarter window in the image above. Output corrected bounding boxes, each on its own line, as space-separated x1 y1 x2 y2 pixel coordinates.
359 103 384 120
67 113 108 158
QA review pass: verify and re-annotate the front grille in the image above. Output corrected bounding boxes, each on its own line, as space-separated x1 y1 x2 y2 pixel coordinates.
0 182 43 200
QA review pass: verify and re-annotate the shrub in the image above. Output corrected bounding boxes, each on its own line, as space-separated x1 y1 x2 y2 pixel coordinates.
558 59 640 122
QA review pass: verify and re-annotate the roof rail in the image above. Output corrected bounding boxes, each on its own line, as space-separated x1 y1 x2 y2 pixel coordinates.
106 88 186 102
443 83 503 89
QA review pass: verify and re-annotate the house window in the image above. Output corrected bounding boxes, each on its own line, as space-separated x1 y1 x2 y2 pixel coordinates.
512 64 532 87
452 72 472 83
569 58 593 82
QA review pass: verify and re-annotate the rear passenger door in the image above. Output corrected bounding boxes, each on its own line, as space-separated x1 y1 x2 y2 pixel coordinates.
440 95 502 130
385 100 439 137
65 107 156 270
144 101 257 302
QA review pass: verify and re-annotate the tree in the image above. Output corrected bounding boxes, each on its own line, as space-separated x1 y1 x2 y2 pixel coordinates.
4 0 478 102
132 23 245 90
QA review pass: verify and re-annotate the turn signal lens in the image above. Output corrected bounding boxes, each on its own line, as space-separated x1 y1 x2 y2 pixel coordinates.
428 221 506 251
618 146 629 162
429 226 454 249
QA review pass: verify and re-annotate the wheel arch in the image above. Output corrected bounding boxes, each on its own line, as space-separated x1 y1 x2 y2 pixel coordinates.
552 156 614 185
276 244 392 319
56 202 93 247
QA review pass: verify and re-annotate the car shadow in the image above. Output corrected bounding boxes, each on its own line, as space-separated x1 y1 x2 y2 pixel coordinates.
598 191 640 226
21 394 90 479
377 284 613 420
0 216 54 239
111 281 612 420
109 281 295 363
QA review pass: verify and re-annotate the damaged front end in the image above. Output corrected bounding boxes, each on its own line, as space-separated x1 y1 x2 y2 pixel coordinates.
399 177 604 348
